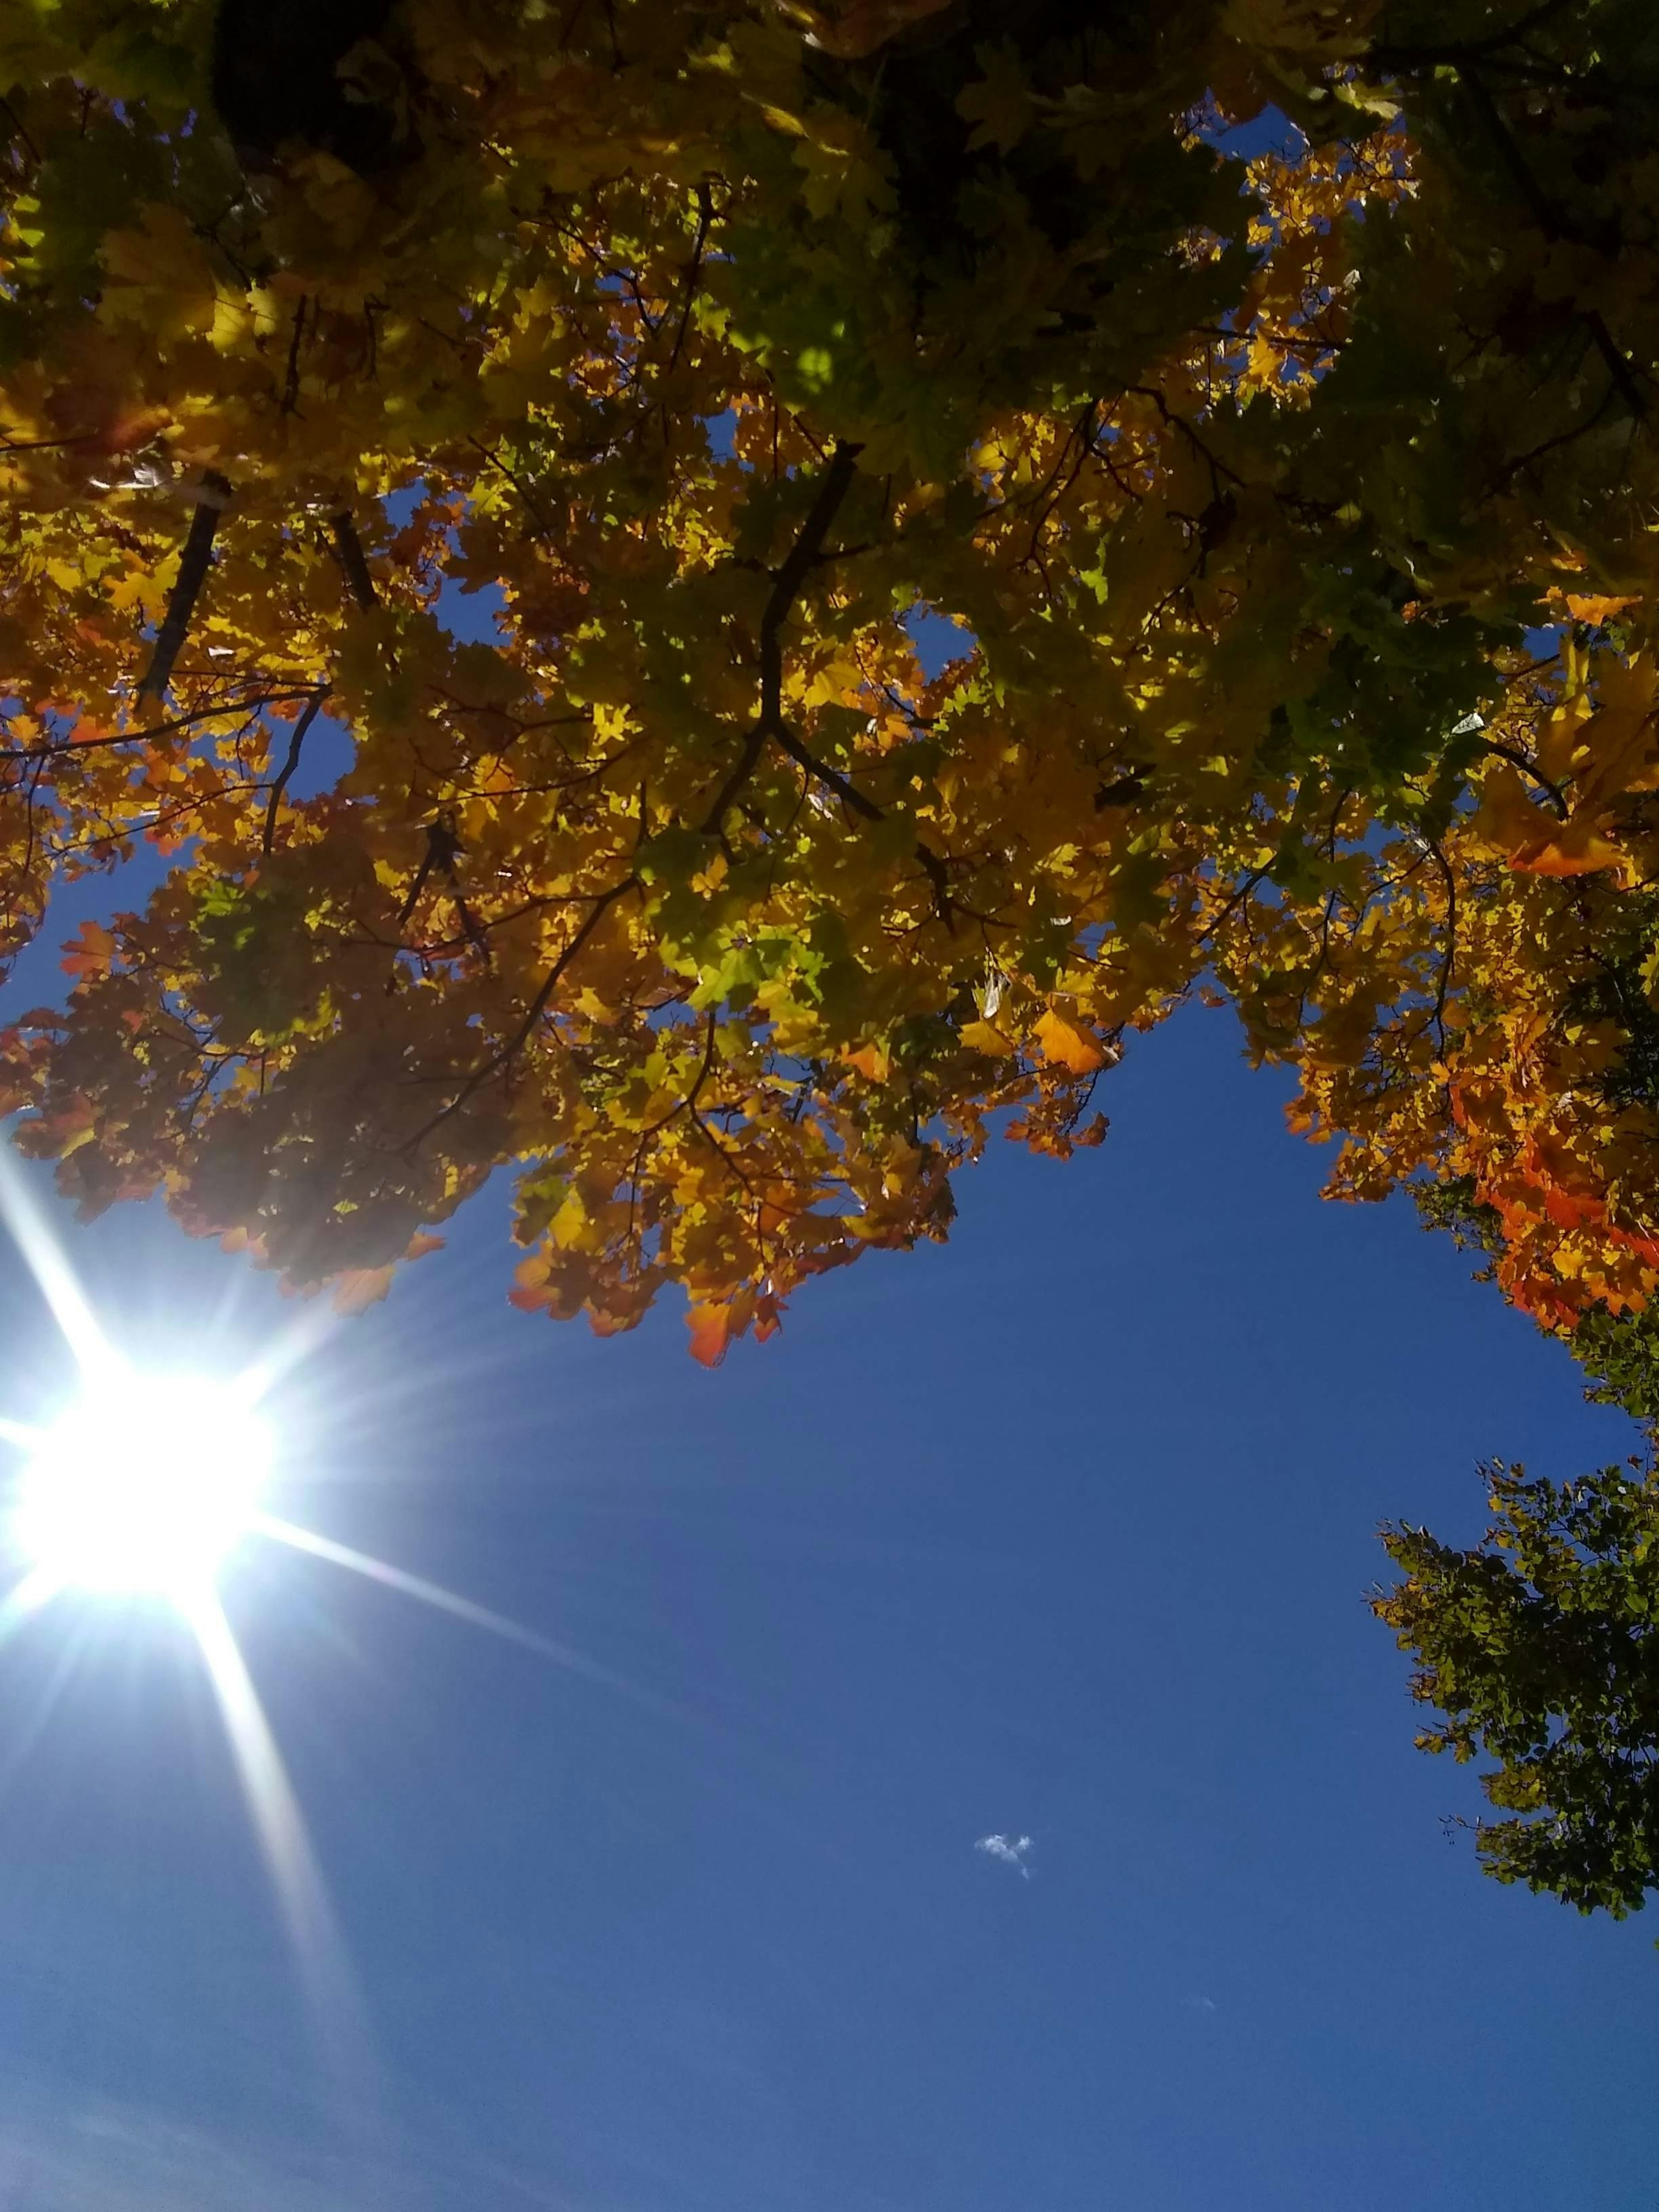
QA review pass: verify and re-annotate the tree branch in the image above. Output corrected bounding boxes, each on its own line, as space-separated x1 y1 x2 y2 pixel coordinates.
701 439 864 834
261 686 330 854
137 472 233 702
281 296 307 415
328 510 379 609
1478 737 1569 816
405 875 636 1150
1367 0 1576 72
1458 69 1649 420
1 689 325 763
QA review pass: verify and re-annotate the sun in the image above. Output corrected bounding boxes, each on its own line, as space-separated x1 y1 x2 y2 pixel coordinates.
14 1370 272 1597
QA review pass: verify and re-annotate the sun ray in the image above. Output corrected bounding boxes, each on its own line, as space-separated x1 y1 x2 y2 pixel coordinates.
0 1147 118 1382
0 1610 99 1796
0 1417 41 1451
182 1585 374 2079
251 1512 692 1723
232 1300 343 1409
0 1564 66 1640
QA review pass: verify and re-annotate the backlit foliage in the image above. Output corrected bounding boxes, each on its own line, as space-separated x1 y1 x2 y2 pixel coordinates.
2 0 1658 1360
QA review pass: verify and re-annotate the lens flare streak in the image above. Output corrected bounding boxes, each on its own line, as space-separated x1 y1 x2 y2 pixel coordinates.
0 1144 687 2086
0 1148 119 1382
183 1586 370 2068
252 1513 690 1722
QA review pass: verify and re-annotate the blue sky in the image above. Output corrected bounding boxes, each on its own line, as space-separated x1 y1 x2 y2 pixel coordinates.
2 441 1653 2208
0 987 1655 2211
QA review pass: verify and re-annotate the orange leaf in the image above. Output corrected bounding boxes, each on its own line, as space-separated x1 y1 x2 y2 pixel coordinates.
330 1265 396 1315
1511 818 1625 876
60 920 117 981
508 1249 552 1312
1033 1008 1106 1074
686 1302 731 1367
846 1042 892 1081
1562 593 1637 623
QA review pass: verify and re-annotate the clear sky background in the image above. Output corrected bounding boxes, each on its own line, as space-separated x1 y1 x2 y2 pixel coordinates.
0 980 1656 2211
2 406 1654 2206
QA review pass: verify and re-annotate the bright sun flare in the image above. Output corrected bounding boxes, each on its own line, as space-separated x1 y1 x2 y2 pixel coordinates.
15 1372 271 1596
0 1145 647 2070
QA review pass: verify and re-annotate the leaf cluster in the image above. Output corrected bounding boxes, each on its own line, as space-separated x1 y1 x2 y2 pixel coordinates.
1376 1459 1659 1920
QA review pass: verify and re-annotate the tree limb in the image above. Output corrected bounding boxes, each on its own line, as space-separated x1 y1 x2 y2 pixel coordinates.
261 686 330 854
701 439 863 834
138 471 234 702
329 510 379 608
405 874 637 1150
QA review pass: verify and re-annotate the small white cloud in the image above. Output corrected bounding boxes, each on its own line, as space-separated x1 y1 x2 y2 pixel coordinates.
1184 1995 1218 2015
975 1832 1033 1878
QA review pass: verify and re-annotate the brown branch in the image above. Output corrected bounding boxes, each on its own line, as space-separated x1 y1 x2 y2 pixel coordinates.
280 296 307 415
1477 737 1568 816
261 686 329 854
2 689 324 763
772 724 883 823
405 875 636 1150
0 427 95 453
1367 0 1576 72
771 725 970 932
1496 376 1621 483
328 510 379 609
626 1008 720 1246
665 184 712 377
701 439 863 833
0 94 42 168
1426 837 1459 1051
466 435 556 540
1458 70 1649 420
137 472 233 702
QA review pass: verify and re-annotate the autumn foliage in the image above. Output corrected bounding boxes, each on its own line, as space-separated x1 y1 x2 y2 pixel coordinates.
3 0 1659 1361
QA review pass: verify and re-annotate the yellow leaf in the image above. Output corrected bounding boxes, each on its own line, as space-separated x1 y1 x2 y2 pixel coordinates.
959 1020 1018 1058
1562 592 1637 624
1034 1009 1106 1074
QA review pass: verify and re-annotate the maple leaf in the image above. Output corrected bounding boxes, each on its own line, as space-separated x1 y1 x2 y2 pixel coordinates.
59 922 118 982
1033 1011 1107 1076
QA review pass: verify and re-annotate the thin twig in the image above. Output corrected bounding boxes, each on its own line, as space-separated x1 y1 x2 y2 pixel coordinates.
1 689 324 762
405 875 636 1150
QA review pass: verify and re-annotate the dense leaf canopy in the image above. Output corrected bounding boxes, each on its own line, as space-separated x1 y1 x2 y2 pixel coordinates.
3 0 1659 1358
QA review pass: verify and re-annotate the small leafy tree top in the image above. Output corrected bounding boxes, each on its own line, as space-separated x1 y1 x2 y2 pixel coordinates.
1376 1460 1659 1919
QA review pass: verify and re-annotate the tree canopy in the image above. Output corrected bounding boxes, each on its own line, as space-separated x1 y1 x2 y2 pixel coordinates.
2 0 1659 1360
1376 1457 1659 1920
